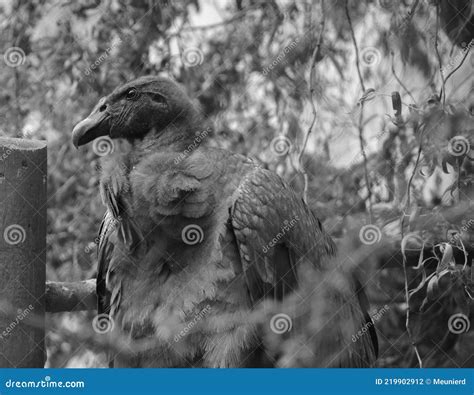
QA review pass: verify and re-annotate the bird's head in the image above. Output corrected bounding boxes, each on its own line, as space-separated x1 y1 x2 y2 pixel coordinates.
72 76 201 148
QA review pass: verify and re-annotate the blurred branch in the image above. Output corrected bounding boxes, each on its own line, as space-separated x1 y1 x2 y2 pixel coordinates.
298 0 325 204
434 3 446 105
45 280 97 313
45 243 472 316
344 2 365 92
345 0 372 219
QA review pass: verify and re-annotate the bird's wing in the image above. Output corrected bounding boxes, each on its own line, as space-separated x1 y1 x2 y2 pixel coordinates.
229 167 336 303
229 167 378 363
96 209 116 315
97 179 143 316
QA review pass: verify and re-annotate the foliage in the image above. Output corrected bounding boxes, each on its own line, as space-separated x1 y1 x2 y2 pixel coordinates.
0 0 472 367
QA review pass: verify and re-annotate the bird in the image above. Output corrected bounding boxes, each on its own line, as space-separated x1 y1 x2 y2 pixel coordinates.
72 76 377 367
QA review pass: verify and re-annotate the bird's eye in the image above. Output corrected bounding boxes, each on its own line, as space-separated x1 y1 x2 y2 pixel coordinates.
126 88 138 100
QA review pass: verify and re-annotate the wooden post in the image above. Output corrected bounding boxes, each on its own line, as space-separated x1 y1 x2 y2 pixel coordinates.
0 138 47 367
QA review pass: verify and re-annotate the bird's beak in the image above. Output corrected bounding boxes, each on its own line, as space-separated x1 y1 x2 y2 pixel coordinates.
72 99 110 148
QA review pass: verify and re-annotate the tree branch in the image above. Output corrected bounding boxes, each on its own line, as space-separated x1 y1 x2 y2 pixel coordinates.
45 280 97 313
298 0 325 204
435 3 446 105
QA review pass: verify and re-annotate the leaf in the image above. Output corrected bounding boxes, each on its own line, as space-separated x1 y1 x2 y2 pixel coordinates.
437 243 453 273
409 267 430 298
426 275 439 299
441 156 450 174
426 269 451 301
391 91 402 117
413 248 426 271
419 158 435 177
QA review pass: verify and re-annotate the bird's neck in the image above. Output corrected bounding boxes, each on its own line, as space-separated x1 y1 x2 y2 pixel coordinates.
134 120 210 156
